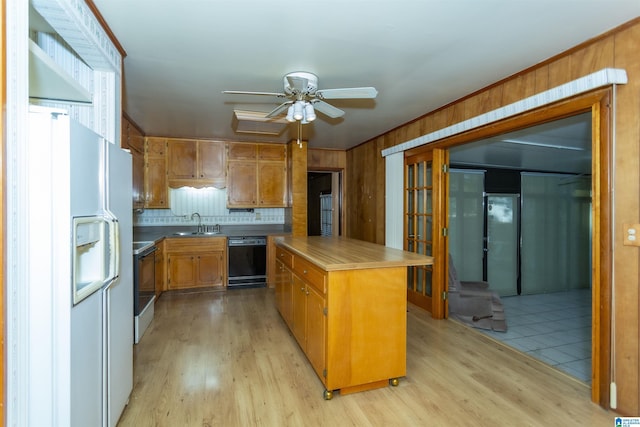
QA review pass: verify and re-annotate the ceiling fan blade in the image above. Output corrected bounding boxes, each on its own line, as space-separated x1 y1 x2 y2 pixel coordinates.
265 101 293 118
312 100 345 118
316 87 378 99
223 90 287 98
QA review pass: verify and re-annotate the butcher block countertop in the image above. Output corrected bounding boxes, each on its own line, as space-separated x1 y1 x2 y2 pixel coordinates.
276 236 434 271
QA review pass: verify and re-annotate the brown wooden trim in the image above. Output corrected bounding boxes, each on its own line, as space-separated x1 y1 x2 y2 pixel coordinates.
84 0 127 57
591 91 612 406
407 290 431 311
430 149 448 319
123 111 145 136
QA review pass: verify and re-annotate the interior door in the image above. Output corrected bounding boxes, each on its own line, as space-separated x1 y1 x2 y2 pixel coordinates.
405 149 448 318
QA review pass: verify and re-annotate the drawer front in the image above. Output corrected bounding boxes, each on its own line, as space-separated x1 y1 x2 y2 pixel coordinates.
165 237 226 252
276 246 293 269
293 256 326 294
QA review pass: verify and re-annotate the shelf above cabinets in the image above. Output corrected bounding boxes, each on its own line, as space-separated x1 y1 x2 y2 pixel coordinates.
28 40 92 104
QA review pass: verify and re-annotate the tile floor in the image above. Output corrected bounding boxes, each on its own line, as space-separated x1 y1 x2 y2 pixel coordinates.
477 289 592 384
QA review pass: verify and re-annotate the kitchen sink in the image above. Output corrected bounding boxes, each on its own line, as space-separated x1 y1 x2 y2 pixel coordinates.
173 231 220 236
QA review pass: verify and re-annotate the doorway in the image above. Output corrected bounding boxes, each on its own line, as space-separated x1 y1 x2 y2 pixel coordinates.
307 171 342 236
448 112 594 384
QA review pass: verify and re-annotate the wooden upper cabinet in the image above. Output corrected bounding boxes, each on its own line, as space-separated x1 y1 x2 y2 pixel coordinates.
258 143 286 161
226 142 288 208
258 161 287 206
131 151 145 209
198 141 226 184
227 161 257 206
144 137 167 208
146 137 166 157
122 115 145 209
228 142 257 160
167 139 197 180
167 139 226 188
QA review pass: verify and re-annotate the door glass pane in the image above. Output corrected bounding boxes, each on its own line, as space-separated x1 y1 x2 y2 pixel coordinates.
417 189 424 213
417 162 424 186
407 190 414 213
426 163 432 186
425 268 432 296
407 165 414 187
426 190 432 213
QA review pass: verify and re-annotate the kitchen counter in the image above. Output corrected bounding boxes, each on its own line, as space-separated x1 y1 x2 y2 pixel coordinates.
274 236 433 399
276 235 434 271
134 224 291 243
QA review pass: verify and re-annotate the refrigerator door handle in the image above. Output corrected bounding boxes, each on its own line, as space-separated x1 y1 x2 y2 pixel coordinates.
105 215 120 285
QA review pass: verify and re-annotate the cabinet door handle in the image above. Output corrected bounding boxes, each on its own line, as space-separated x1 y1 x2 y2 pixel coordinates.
303 270 308 274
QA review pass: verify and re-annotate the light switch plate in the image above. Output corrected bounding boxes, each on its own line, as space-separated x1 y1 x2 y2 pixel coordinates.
623 223 640 246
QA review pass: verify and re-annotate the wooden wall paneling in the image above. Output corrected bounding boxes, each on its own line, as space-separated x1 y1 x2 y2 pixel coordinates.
533 65 550 93
374 137 386 244
307 148 346 170
500 73 537 105
345 137 386 244
461 85 503 121
571 38 615 80
611 22 640 416
346 145 364 241
547 54 573 88
288 140 307 236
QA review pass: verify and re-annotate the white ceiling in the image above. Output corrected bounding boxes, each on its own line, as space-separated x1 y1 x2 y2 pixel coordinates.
91 0 639 160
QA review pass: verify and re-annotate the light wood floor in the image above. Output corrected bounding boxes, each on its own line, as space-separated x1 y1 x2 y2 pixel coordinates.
117 288 614 427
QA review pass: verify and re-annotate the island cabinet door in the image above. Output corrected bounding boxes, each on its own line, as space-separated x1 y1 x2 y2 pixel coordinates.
275 260 293 326
305 284 326 379
291 275 307 347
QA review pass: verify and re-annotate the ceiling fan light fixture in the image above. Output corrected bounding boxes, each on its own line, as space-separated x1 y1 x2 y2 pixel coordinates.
286 105 295 122
304 102 316 122
293 101 304 121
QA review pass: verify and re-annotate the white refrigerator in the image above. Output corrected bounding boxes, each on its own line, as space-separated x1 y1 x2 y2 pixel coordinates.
27 106 133 427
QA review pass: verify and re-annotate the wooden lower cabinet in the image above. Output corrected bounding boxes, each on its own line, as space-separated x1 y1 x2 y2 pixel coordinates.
274 258 293 326
275 243 406 399
165 237 226 290
154 239 165 297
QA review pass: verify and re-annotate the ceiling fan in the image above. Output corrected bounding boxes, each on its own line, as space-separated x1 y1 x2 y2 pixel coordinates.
223 71 378 124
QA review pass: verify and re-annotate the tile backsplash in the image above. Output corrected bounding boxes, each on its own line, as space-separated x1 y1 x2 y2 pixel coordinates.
134 187 285 226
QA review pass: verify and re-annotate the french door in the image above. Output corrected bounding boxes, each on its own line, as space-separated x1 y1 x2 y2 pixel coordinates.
404 149 448 318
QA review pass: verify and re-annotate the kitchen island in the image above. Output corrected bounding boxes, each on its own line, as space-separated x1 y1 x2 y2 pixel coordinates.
274 236 433 399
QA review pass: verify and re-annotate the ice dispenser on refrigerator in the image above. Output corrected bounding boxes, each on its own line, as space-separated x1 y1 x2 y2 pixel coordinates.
72 216 118 305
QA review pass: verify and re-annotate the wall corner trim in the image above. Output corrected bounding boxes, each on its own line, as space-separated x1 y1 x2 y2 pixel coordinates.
381 68 628 158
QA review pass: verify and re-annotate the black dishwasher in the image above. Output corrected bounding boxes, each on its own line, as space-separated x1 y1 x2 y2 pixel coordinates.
227 236 267 288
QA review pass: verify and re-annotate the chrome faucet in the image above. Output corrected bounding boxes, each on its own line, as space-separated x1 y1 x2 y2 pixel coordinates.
191 212 202 233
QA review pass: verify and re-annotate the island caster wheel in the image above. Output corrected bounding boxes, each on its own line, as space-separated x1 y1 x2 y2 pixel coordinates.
389 378 400 387
323 389 334 400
